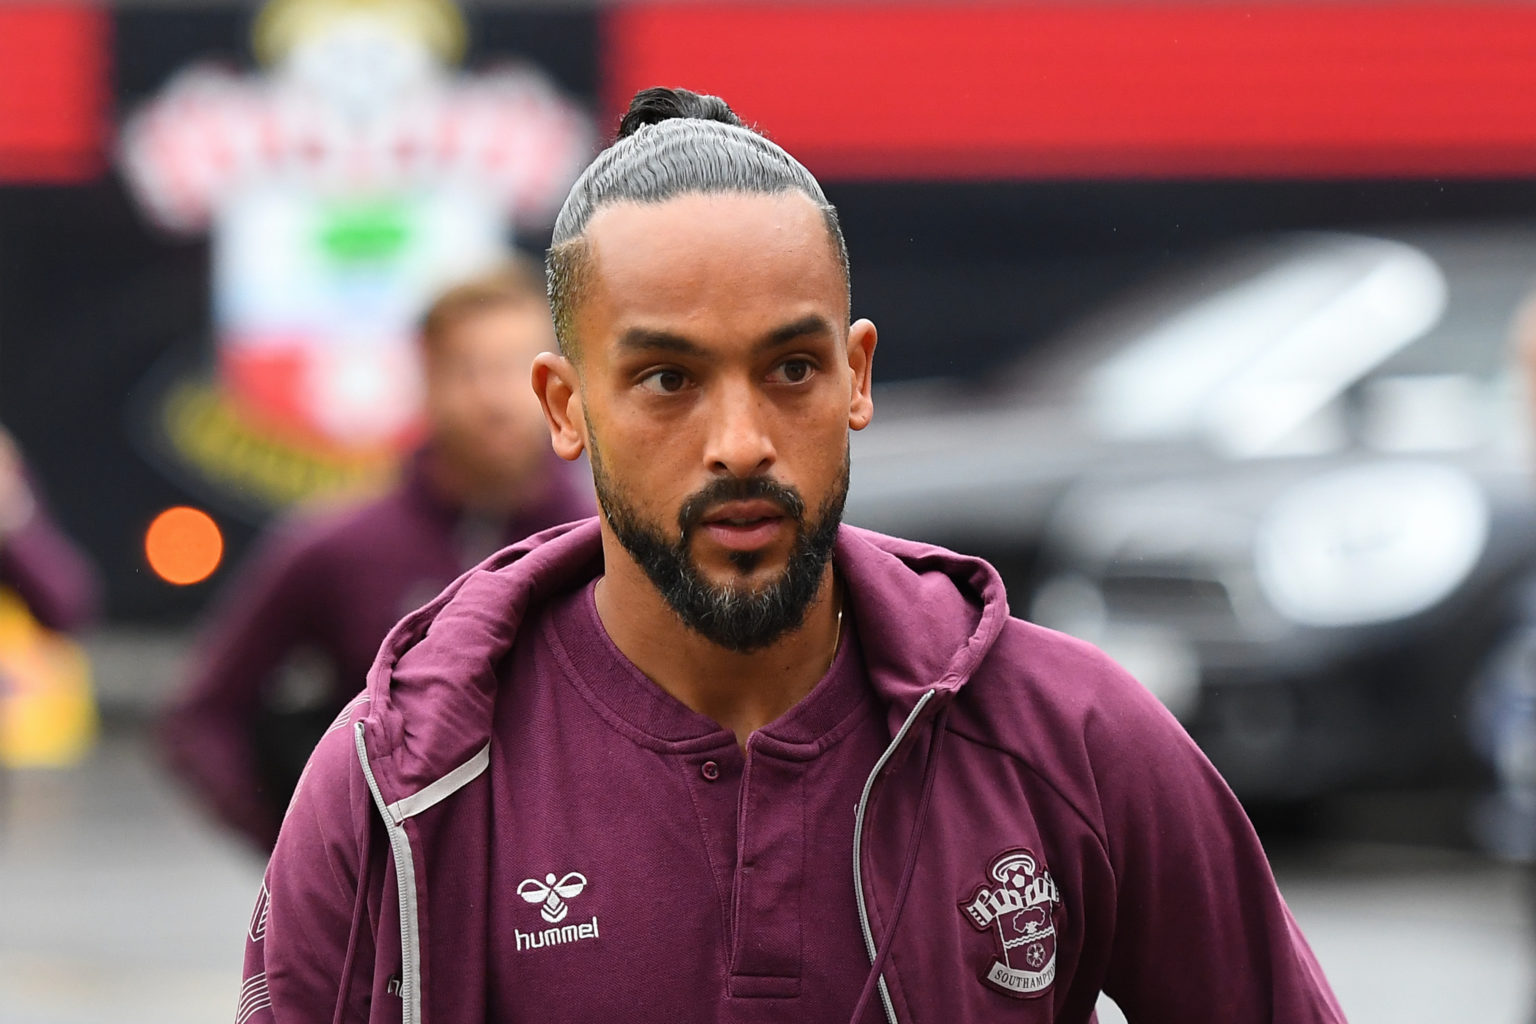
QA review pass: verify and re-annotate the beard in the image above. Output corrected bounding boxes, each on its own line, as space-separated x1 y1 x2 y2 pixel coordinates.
588 434 848 653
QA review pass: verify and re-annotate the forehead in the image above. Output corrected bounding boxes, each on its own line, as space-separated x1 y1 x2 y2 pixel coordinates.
579 191 845 341
433 300 552 360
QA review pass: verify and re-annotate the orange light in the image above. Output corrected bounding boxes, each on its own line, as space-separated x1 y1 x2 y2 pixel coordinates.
144 506 224 585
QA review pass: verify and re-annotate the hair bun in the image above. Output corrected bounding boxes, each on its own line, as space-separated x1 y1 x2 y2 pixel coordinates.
617 87 746 139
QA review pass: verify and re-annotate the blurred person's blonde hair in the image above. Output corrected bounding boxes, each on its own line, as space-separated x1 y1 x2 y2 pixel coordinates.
419 257 552 355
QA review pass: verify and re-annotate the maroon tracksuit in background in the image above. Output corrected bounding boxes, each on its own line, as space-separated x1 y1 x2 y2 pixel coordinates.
0 481 99 632
159 450 593 850
241 519 1344 1023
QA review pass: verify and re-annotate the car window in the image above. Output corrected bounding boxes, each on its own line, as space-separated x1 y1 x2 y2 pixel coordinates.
1079 237 1446 457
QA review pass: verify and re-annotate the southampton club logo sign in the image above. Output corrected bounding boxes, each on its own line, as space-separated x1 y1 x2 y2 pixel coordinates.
118 0 591 511
959 847 1064 999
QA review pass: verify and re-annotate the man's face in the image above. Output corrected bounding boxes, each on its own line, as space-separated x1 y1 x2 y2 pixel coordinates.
560 190 875 650
423 301 554 486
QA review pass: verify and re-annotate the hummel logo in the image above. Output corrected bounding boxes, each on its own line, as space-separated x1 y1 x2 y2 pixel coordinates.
515 869 599 953
517 871 587 924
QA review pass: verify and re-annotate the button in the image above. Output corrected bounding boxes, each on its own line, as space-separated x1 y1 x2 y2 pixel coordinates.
700 760 721 781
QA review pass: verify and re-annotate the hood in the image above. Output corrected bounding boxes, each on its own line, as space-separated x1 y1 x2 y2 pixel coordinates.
355 517 1010 809
834 526 1010 732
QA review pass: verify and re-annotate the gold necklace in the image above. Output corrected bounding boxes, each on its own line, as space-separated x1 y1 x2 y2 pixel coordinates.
826 591 844 674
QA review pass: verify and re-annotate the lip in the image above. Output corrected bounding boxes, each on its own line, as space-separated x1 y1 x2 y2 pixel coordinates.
698 500 788 552
701 500 786 524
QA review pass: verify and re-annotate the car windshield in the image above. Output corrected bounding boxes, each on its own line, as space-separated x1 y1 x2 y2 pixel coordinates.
1010 229 1536 458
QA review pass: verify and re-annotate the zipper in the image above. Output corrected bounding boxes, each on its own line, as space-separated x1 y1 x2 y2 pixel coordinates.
852 688 936 1024
729 746 756 969
355 721 423 1024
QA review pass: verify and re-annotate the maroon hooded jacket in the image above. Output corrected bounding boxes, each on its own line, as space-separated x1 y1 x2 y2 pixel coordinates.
162 450 593 849
241 518 1343 1024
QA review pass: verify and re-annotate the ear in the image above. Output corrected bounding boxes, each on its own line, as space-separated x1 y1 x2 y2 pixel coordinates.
846 318 878 431
531 352 587 461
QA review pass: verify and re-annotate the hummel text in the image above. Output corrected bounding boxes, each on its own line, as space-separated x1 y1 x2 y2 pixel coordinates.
515 915 600 952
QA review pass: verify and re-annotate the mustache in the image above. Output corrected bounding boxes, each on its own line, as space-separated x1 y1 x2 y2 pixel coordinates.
676 476 807 537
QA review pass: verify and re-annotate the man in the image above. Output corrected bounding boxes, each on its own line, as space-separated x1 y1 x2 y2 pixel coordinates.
160 259 592 851
0 426 99 633
240 89 1344 1022
0 427 100 770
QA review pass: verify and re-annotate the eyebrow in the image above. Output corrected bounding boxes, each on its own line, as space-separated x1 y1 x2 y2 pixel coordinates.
616 314 836 359
760 314 835 352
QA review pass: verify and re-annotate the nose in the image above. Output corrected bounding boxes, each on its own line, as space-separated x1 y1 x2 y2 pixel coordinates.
703 378 776 477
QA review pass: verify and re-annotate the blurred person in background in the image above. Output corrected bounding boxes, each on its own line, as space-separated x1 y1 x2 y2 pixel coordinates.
238 88 1343 1022
1470 291 1536 863
0 425 101 777
158 258 593 851
1473 290 1536 1024
0 426 100 634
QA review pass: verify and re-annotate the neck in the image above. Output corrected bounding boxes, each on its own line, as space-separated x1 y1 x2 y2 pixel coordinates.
593 535 842 751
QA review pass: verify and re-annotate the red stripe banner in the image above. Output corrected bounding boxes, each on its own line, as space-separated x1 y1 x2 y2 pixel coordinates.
0 4 108 184
606 2 1536 179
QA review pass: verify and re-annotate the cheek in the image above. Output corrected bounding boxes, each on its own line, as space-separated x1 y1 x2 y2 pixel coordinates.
423 382 464 424
603 396 702 462
781 399 851 471
492 382 545 426
514 399 550 437
593 415 702 510
798 447 849 512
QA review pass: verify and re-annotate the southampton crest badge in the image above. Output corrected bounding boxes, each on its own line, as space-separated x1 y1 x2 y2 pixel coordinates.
958 847 1063 999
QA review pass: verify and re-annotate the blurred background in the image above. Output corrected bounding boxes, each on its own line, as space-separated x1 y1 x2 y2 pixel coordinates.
4 0 1536 1020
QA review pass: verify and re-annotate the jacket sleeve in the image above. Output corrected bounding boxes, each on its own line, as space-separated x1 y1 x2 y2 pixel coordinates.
1091 671 1346 1023
159 523 324 850
239 713 377 1024
0 497 101 633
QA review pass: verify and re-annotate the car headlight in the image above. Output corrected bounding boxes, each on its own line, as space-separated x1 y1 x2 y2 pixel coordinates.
1254 462 1488 627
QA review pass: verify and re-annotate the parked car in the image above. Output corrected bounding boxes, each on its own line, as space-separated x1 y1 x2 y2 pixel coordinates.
848 228 1536 801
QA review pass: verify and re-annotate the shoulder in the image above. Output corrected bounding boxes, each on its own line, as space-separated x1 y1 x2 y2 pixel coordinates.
957 616 1179 747
255 488 414 569
946 617 1218 833
257 695 381 1019
276 694 376 876
301 486 417 545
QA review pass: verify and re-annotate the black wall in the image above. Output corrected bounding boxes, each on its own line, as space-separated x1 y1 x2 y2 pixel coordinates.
3 5 1535 621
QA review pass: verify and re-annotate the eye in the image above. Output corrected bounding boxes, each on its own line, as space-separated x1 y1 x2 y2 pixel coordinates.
770 359 815 385
638 368 690 394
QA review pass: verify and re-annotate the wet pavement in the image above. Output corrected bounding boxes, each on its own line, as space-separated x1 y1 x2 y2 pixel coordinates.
1 727 1531 1024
